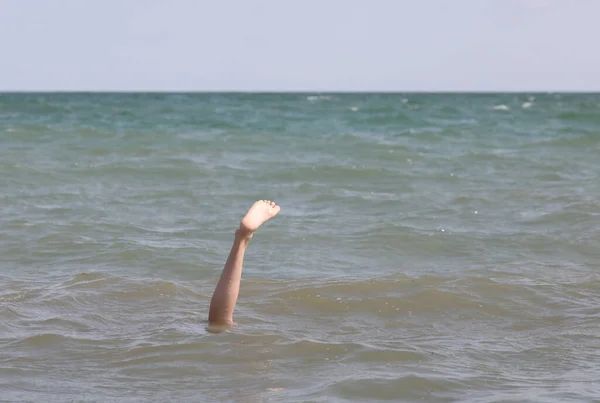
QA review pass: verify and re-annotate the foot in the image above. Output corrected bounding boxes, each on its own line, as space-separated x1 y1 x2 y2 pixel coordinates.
238 200 280 238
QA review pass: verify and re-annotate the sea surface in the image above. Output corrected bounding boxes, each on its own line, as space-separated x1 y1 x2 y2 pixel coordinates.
1 93 599 402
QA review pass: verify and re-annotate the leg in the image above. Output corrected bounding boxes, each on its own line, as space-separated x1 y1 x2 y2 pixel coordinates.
208 200 280 327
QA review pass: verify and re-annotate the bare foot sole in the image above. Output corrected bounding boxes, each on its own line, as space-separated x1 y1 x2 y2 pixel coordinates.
239 200 280 237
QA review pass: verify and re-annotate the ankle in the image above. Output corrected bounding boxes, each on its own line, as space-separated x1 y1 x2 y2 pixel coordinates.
235 227 254 243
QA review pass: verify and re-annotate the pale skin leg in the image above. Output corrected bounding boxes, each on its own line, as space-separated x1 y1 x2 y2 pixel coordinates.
208 200 280 327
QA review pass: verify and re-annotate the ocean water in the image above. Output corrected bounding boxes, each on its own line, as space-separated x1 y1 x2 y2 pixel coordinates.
0 93 599 402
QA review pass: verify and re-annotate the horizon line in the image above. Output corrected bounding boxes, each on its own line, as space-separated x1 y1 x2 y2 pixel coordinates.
2 90 599 94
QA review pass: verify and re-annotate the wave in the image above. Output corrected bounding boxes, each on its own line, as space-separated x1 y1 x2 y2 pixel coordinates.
8 333 103 348
306 95 332 102
7 272 598 316
557 111 600 123
270 164 395 182
522 133 600 149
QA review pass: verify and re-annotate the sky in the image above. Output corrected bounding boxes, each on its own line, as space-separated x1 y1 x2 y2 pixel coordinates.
1 0 599 91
